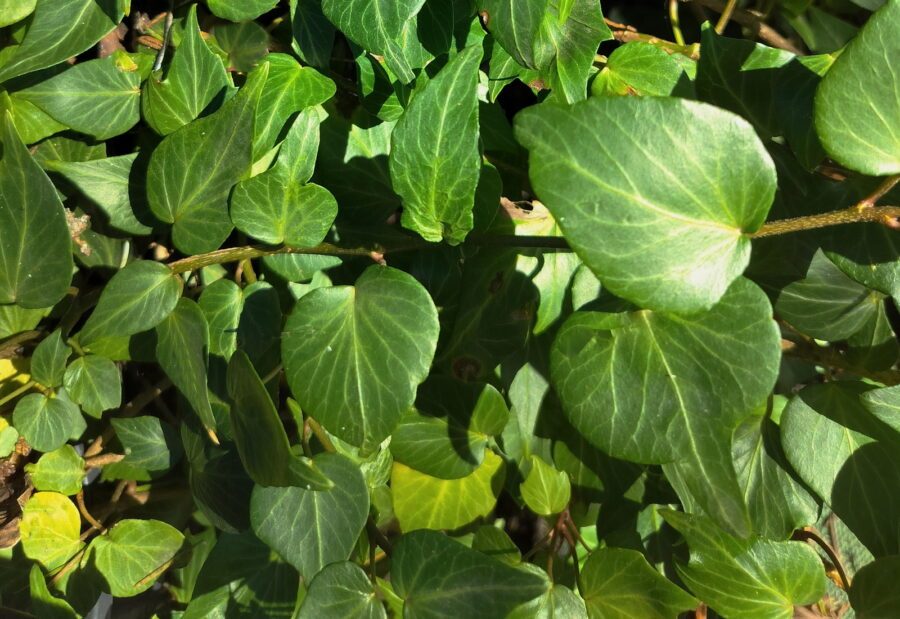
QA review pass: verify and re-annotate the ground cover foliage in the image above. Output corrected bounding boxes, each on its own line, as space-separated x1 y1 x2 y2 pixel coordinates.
0 0 899 616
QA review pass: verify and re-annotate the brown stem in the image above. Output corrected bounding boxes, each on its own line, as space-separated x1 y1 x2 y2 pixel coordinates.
83 453 125 469
685 0 805 54
858 174 900 208
83 378 173 458
0 330 41 359
168 242 400 274
781 338 900 386
306 417 336 453
793 527 850 590
76 491 105 532
366 518 393 557
715 0 739 33
751 205 900 238
611 29 701 59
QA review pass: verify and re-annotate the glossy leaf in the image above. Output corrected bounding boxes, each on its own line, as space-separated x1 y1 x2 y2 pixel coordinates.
198 278 243 358
147 63 268 254
156 298 216 433
0 0 124 83
226 350 332 489
479 0 545 68
282 265 439 447
208 0 278 21
231 110 338 246
0 113 73 309
30 329 70 388
849 555 900 617
17 55 140 140
0 0 36 28
13 393 85 453
142 5 230 136
392 529 547 618
28 564 77 619
516 96 775 313
78 260 183 347
289 0 335 68
581 548 697 619
663 510 827 619
298 561 387 619
815 0 900 175
390 45 483 244
110 416 182 476
250 453 369 579
392 450 505 531
592 42 685 98
520 455 570 516
24 445 85 495
63 355 121 418
19 492 84 571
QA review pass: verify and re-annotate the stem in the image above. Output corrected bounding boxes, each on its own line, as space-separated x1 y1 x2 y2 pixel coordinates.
307 417 336 453
669 0 686 45
152 2 174 71
366 517 393 557
684 0 804 54
0 330 41 360
715 0 738 33
168 242 393 274
859 174 900 208
751 205 900 238
781 338 900 386
76 491 105 532
83 453 125 469
83 378 173 458
611 28 700 59
0 381 35 408
793 527 850 590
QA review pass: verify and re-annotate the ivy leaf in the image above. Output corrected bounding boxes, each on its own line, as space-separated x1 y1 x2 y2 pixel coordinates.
815 0 900 175
551 278 780 533
515 97 776 313
78 260 183 348
198 278 242 359
226 350 332 489
156 298 216 434
86 519 184 597
390 44 483 244
24 445 85 496
861 385 900 436
592 42 686 98
63 355 121 418
520 455 570 516
44 155 152 236
0 0 124 83
298 562 387 619
214 21 270 73
509 578 586 619
207 0 278 21
849 555 900 617
16 55 140 140
479 0 545 68
662 510 826 619
282 265 439 447
392 450 505 531
321 0 426 83
580 547 698 619
0 112 73 309
250 453 369 580
142 5 230 136
0 0 36 28
110 416 182 475
472 525 521 565
29 564 77 619
147 62 268 255
19 492 84 571
231 110 338 246
392 529 547 618
289 0 335 68
252 53 335 159
13 393 85 453
782 382 900 557
30 329 70 388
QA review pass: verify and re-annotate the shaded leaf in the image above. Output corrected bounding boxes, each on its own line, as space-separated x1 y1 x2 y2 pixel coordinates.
111 416 182 474
63 355 121 418
849 555 900 618
298 561 387 619
30 329 70 388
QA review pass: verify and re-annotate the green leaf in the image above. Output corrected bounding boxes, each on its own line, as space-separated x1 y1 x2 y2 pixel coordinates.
392 450 505 531
156 298 216 433
510 580 587 619
479 0 545 69
321 0 427 83
289 0 335 68
515 96 775 313
696 26 794 139
782 382 900 557
0 420 17 458
24 445 85 495
16 54 140 140
774 249 882 341
231 110 338 246
814 0 900 175
147 62 268 254
226 350 332 489
392 529 547 618
213 21 270 73
252 53 335 159
63 355 121 418
520 455 570 516
30 329 70 388
581 547 697 619
282 265 439 447
849 555 900 617
532 0 613 103
0 0 124 83
250 453 369 580
662 510 826 619
591 42 685 98
111 416 182 474
390 45 483 244
87 519 184 597
142 5 229 136
45 154 152 235
0 112 73 309
298 562 387 619
0 0 36 28
471 525 521 565
78 260 183 348
198 278 242 359
0 90 68 144
732 398 819 540
29 564 77 619
208 0 279 21
862 384 900 436
13 393 85 453
551 278 780 532
19 492 84 571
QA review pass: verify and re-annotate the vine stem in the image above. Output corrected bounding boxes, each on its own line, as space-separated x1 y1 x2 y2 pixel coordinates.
750 205 900 238
793 527 850 590
669 0 686 46
0 381 35 409
781 338 900 386
683 0 804 54
715 0 739 33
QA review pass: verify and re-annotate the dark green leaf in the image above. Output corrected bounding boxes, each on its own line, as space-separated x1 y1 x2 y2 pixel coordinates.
30 329 70 388
849 555 900 617
29 564 77 619
298 562 387 619
208 0 278 21
111 416 182 474
63 355 121 418
289 0 335 68
213 21 270 73
515 96 775 313
198 277 242 359
479 0 545 68
13 393 85 452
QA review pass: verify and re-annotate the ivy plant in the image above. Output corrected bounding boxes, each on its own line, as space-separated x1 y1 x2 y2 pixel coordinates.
0 0 899 617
